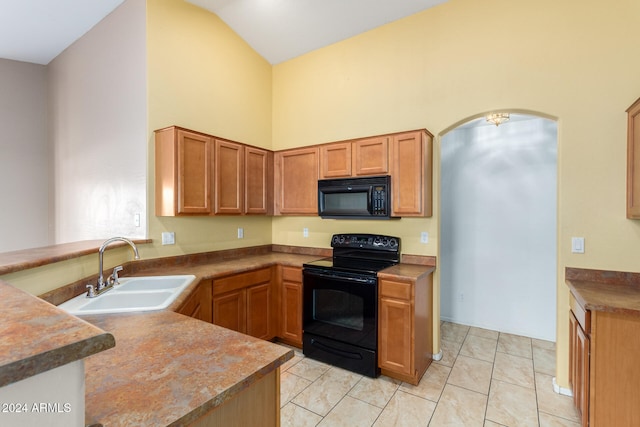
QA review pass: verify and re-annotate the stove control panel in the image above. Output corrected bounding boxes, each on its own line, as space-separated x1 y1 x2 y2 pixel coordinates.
331 233 400 251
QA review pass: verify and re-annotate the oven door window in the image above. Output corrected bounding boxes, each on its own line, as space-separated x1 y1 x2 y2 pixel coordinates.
313 289 364 331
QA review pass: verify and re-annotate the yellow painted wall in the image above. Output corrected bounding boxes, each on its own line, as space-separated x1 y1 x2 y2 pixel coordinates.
146 0 274 257
271 0 640 388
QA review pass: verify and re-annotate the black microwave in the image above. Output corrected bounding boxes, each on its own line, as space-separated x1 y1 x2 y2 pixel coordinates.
318 175 395 219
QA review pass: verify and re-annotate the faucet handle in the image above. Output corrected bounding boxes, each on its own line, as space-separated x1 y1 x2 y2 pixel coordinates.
110 266 124 285
86 284 96 298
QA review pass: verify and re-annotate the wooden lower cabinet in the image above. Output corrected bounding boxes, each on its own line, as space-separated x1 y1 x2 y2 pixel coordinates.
278 266 303 347
569 292 640 427
212 268 274 340
177 280 213 323
378 273 433 385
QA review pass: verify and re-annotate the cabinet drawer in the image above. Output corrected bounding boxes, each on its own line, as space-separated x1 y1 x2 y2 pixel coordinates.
282 266 302 282
570 293 591 333
213 268 272 295
380 279 412 300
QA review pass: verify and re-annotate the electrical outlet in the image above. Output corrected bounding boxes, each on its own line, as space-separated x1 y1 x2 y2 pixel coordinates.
303 228 309 238
420 232 428 244
237 228 244 239
161 231 175 245
134 213 141 227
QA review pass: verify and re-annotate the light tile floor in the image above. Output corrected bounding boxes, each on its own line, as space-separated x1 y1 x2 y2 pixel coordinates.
279 321 580 426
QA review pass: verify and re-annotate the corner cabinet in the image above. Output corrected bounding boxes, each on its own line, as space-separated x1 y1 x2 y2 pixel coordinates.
177 280 213 323
155 127 212 216
274 147 319 215
568 291 640 427
627 97 640 218
378 271 433 385
390 130 433 217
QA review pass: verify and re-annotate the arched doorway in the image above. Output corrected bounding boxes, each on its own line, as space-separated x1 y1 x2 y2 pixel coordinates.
440 113 558 340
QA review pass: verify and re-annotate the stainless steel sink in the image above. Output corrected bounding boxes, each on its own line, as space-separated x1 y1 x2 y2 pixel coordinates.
58 275 196 315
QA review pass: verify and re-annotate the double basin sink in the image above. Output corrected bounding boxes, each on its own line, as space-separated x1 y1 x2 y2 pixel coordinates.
58 275 196 315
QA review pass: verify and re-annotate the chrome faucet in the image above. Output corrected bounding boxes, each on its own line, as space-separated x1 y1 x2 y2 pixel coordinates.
86 237 140 298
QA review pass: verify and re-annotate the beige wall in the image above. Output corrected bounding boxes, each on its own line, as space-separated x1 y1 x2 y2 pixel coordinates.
0 59 50 251
271 0 640 388
145 0 274 258
48 0 147 244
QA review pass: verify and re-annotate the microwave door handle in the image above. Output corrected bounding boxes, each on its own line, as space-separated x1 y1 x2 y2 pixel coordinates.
367 186 373 214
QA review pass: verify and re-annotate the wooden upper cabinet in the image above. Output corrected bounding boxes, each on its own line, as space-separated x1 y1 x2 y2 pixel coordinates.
320 142 352 178
353 136 389 176
214 139 244 214
627 97 640 218
245 147 274 215
275 147 319 215
155 125 272 217
390 130 433 217
319 137 389 179
155 126 212 216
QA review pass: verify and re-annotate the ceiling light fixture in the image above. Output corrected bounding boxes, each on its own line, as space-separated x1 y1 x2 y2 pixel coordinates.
486 112 510 127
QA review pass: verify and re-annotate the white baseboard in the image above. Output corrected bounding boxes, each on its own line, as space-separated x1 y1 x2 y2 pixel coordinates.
553 377 573 396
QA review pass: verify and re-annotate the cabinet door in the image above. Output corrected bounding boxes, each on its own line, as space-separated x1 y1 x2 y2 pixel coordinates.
627 97 640 218
275 147 319 215
575 322 589 427
390 131 432 217
215 140 244 214
177 281 212 323
213 289 246 333
353 136 389 176
155 127 212 216
246 283 272 340
378 296 413 376
279 266 303 347
320 142 352 178
245 147 273 215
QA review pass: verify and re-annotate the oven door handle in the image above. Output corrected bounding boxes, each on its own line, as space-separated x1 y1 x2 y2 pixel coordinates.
310 338 364 360
304 270 375 284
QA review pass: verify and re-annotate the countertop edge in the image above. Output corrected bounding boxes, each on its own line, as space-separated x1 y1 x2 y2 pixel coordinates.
0 332 115 388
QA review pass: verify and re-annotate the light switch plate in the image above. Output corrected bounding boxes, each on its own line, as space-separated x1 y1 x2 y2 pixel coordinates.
571 237 585 254
237 228 244 239
303 228 309 238
420 232 429 244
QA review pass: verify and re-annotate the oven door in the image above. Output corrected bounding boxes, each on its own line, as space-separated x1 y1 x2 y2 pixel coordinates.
302 268 379 377
303 268 378 350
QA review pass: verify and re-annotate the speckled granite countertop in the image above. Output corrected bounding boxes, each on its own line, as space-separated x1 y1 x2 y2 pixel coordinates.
80 311 292 427
0 280 114 388
566 267 640 316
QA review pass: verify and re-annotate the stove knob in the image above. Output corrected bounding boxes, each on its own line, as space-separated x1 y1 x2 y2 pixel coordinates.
389 238 398 248
374 236 382 245
339 235 345 244
381 238 388 246
332 235 340 245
